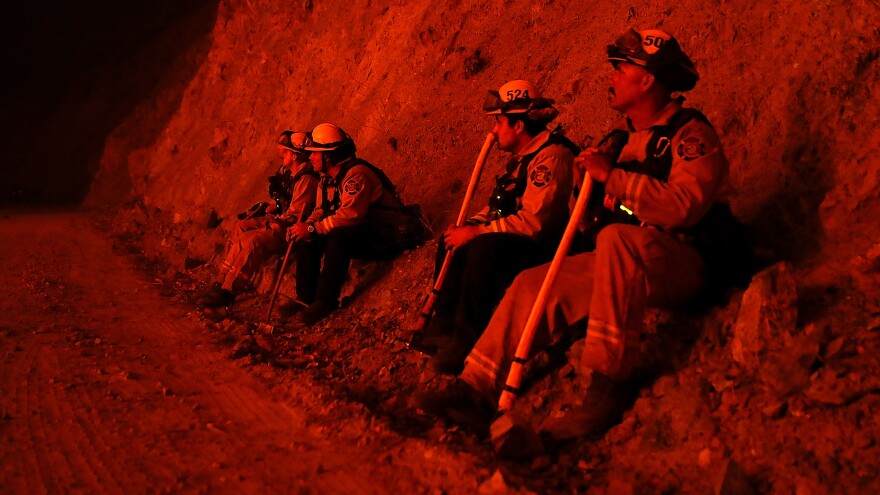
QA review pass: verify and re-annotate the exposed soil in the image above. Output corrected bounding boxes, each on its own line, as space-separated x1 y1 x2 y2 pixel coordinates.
12 207 869 494
3 0 880 493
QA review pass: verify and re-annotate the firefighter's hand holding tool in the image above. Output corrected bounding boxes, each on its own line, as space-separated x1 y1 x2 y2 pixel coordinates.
575 147 612 184
286 222 315 243
442 225 480 251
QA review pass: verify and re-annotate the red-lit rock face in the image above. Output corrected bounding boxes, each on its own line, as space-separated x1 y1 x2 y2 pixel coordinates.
3 0 879 492
76 0 880 270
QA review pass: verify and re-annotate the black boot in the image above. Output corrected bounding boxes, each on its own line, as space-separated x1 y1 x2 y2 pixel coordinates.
538 372 634 441
197 284 235 308
298 299 339 325
413 379 495 431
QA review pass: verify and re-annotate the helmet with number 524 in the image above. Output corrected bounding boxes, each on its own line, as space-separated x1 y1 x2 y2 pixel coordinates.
607 29 699 92
483 79 559 123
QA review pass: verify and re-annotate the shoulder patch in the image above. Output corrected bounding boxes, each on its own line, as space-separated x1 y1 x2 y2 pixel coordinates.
677 136 706 161
342 178 362 196
529 165 554 188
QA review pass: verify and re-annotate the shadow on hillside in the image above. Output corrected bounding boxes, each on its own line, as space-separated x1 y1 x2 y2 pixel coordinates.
0 1 219 206
748 74 834 265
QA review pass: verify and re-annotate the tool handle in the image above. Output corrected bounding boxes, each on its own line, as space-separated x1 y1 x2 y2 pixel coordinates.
414 133 496 334
497 171 594 412
265 239 296 323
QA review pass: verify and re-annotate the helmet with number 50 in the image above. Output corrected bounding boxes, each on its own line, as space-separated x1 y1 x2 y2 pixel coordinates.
607 29 699 92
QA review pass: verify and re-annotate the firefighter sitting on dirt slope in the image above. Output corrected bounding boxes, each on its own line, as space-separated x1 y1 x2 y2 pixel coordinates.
423 79 579 376
416 29 740 439
198 131 318 308
287 123 425 325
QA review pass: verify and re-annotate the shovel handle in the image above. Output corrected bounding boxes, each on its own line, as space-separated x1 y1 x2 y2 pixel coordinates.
265 238 296 323
497 171 594 412
413 133 496 335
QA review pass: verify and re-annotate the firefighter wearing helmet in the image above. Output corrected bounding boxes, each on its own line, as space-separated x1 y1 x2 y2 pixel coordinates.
416 29 748 440
422 79 580 375
286 123 416 324
198 130 319 308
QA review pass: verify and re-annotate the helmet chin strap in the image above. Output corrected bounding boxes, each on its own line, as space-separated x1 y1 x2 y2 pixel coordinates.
323 154 343 177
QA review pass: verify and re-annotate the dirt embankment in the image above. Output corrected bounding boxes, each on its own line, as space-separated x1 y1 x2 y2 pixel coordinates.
86 0 880 271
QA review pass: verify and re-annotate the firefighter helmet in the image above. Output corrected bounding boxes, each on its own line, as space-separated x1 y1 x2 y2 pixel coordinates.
305 123 356 161
607 29 699 92
304 123 351 151
277 130 310 159
276 130 296 150
288 131 310 151
483 80 558 122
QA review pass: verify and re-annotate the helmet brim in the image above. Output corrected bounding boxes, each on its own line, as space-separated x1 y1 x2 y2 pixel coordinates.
485 108 530 115
606 43 649 67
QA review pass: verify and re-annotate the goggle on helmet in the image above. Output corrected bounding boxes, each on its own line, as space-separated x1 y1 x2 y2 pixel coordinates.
276 130 312 158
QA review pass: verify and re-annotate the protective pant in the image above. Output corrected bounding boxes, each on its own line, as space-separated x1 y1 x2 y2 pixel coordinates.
461 224 704 402
220 218 286 291
426 232 559 347
294 224 398 305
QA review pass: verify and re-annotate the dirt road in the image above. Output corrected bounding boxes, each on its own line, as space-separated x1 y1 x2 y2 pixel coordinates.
0 211 483 494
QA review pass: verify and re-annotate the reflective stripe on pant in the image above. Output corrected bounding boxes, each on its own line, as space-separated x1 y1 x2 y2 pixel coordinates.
461 224 703 402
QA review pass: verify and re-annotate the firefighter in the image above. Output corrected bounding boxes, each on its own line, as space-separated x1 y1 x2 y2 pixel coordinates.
417 29 735 438
199 131 318 308
286 123 407 324
424 79 578 375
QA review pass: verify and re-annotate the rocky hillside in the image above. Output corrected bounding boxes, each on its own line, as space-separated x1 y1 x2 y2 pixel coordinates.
83 0 880 269
12 0 880 492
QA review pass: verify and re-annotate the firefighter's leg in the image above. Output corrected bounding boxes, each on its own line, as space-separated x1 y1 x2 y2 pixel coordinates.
423 241 470 340
313 225 368 304
220 217 266 276
583 225 703 381
461 252 596 402
221 227 285 291
294 235 328 305
455 233 555 344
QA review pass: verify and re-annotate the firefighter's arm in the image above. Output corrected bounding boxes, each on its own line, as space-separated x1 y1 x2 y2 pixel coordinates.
279 175 319 224
604 120 729 230
313 166 382 234
304 185 325 224
466 206 492 225
475 148 573 238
